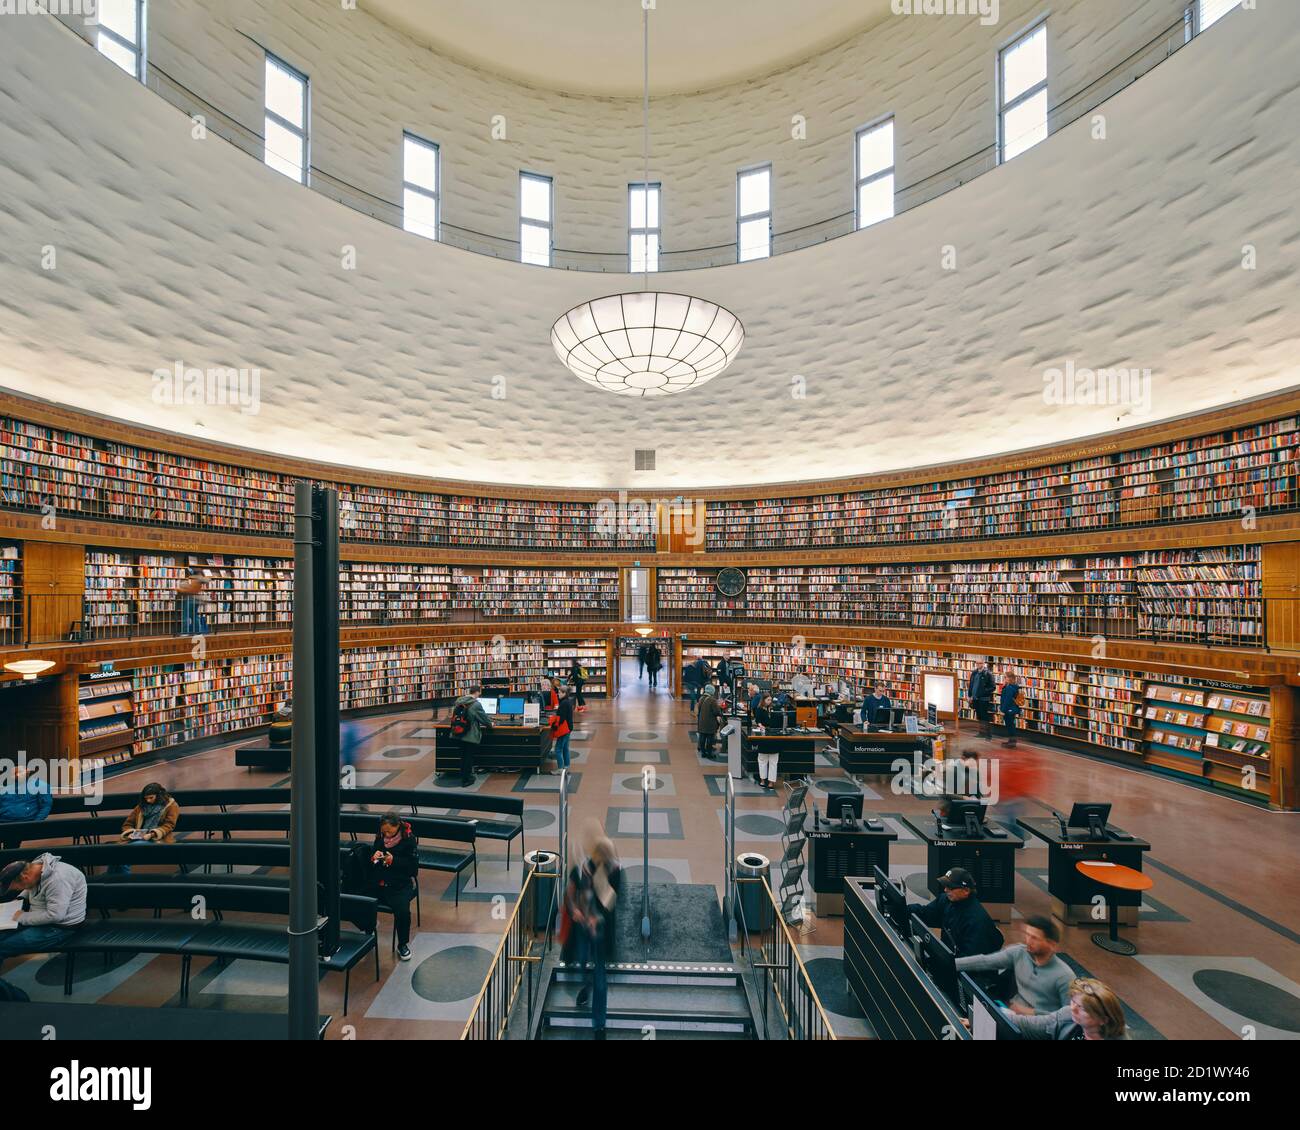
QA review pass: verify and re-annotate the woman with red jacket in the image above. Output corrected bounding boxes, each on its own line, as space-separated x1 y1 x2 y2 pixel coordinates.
549 685 575 772
368 812 419 961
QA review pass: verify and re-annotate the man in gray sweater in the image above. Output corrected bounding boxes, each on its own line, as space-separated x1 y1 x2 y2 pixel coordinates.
955 914 1072 1015
0 853 87 965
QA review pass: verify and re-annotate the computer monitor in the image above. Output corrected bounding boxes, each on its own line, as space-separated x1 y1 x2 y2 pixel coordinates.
926 702 939 726
872 865 910 936
1067 802 1112 840
497 696 524 716
888 708 906 730
911 915 960 1005
824 791 864 825
943 797 987 837
476 697 498 715
960 972 1023 1041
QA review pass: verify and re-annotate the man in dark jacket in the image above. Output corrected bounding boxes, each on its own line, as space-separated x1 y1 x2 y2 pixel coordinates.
861 683 892 727
685 657 710 708
968 662 996 739
0 764 52 850
908 867 1003 958
695 685 727 760
450 684 493 786
367 812 419 961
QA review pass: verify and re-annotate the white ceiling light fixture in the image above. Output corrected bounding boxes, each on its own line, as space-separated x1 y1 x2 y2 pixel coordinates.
550 3 745 397
4 659 56 681
551 293 744 397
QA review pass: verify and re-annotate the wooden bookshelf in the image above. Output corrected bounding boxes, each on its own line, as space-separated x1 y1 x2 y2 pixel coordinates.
76 674 135 761
0 542 20 646
449 567 620 620
1142 680 1270 795
542 640 609 696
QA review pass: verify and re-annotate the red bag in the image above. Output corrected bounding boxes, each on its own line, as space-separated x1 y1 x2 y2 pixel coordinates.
549 713 571 740
557 901 572 945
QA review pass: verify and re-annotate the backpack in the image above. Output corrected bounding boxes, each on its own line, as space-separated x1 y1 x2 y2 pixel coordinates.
1014 690 1027 708
577 666 588 681
450 700 472 738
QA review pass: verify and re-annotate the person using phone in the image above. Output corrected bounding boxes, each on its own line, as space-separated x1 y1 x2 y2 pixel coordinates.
367 812 419 961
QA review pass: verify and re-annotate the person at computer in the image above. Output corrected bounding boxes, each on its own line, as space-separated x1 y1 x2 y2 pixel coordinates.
1006 978 1127 1040
861 683 892 727
908 867 1003 958
955 915 1072 1015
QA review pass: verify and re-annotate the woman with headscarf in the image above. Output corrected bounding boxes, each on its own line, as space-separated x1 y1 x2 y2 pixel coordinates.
562 819 622 1039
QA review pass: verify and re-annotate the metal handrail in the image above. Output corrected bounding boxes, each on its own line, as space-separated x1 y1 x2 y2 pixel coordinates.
640 768 651 940
544 766 569 956
460 867 543 1040
46 9 1222 274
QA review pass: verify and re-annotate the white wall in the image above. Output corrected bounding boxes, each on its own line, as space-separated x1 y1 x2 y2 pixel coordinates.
66 0 1185 262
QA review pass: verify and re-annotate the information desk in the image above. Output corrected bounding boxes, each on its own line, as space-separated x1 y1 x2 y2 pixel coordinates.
434 723 551 775
1017 817 1152 926
828 723 936 774
742 728 820 778
809 817 897 916
902 815 1025 921
235 744 291 772
843 876 971 1040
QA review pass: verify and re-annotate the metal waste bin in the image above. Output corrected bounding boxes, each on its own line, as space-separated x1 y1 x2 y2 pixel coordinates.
734 852 773 934
525 849 560 932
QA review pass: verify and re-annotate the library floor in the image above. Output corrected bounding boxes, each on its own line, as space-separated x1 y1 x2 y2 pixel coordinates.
7 668 1300 1040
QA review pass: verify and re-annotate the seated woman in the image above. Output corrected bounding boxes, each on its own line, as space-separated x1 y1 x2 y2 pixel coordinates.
1009 977 1127 1040
111 783 180 874
367 811 419 962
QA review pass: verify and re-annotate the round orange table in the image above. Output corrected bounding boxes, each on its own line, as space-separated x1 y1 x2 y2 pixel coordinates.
1076 860 1153 956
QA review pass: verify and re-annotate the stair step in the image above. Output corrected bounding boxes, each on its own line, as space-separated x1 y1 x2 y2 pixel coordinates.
542 1027 752 1041
543 982 752 1033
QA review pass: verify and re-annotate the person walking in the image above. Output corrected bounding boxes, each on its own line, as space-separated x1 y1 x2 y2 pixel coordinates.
636 642 648 680
568 658 588 713
449 684 493 787
1000 672 1024 748
696 683 726 761
645 643 663 690
968 661 996 739
365 811 419 962
563 820 622 1040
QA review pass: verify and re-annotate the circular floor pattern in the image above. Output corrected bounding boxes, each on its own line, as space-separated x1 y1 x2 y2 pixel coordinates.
380 746 420 758
803 957 866 1019
523 809 556 830
816 779 861 794
622 775 666 791
412 944 496 1003
621 865 679 886
626 731 661 740
35 953 127 988
735 813 784 837
1192 969 1300 1033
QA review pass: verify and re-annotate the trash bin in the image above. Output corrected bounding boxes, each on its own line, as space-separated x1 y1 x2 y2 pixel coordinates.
734 852 773 934
525 849 560 932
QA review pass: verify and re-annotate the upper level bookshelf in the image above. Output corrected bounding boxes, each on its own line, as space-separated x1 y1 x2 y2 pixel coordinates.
658 545 1264 648
0 417 654 551
4 409 1298 556
0 542 19 646
705 417 1299 550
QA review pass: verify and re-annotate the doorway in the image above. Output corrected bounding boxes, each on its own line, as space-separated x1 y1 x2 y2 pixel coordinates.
626 568 650 621
616 635 666 698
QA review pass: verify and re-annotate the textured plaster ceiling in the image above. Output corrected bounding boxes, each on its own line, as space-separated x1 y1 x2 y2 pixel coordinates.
0 9 1298 491
360 0 895 97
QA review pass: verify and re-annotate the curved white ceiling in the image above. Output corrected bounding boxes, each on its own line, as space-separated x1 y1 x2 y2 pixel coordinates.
359 0 894 97
0 8 1297 491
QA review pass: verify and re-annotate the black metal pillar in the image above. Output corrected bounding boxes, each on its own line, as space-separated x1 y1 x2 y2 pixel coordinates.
314 487 341 954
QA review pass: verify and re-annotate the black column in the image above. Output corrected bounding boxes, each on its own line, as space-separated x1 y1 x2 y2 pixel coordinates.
314 486 341 954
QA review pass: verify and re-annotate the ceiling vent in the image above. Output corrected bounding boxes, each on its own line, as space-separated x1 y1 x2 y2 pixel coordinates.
634 449 656 471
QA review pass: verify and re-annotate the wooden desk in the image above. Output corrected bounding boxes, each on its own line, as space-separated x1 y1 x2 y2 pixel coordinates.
1017 817 1151 927
829 723 937 775
902 815 1025 921
808 817 897 915
433 723 551 775
742 729 820 778
1076 861 1153 956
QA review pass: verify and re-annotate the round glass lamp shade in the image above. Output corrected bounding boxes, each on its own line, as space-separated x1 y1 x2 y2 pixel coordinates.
551 292 744 397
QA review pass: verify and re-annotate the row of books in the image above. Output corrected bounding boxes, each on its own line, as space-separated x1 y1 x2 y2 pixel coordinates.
1141 680 1271 793
0 543 19 644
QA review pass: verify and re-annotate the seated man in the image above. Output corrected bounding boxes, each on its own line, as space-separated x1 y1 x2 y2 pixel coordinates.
956 915 1072 1014
0 854 87 968
908 867 1003 958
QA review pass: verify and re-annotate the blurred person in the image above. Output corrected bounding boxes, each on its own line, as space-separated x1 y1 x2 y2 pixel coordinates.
684 654 708 708
366 811 419 962
636 642 648 680
645 643 663 690
111 783 179 875
956 914 1072 1015
0 763 52 851
907 867 1003 958
449 683 493 787
176 569 208 636
0 854 87 967
563 819 622 1039
340 716 368 809
1009 978 1127 1040
952 750 986 799
568 657 588 713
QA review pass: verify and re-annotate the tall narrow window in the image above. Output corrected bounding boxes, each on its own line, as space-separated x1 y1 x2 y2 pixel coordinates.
855 118 895 230
402 133 439 241
96 0 145 80
1196 0 1240 33
998 23 1048 164
264 53 308 184
520 172 553 267
629 182 661 273
737 165 772 262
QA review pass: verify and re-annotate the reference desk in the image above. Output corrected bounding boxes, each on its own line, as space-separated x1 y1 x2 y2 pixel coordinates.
742 727 820 778
902 814 1025 921
1017 817 1152 926
809 816 897 915
434 723 552 775
829 723 936 775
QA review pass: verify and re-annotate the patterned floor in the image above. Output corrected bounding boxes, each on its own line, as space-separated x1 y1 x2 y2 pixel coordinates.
6 659 1300 1040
